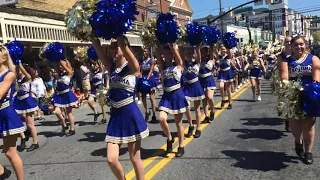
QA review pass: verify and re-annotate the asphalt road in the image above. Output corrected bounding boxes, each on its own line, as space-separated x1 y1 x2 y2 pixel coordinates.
1 80 319 180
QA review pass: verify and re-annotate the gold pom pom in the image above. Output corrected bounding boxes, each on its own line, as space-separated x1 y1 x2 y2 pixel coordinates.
73 46 89 62
64 0 99 41
140 18 157 48
96 86 109 106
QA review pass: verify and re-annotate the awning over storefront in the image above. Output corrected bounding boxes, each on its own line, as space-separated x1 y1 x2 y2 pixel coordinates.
0 12 143 46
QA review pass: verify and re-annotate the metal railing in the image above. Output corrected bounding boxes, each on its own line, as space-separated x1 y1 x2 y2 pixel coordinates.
0 12 143 46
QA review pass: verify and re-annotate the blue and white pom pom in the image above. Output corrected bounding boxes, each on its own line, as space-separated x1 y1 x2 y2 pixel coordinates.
156 13 180 44
302 81 320 117
138 77 152 94
185 22 203 46
202 26 221 46
89 0 139 40
222 32 237 49
87 46 99 61
41 42 65 62
5 40 24 65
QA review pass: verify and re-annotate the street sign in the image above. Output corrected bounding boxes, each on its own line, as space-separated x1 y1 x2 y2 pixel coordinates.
234 7 253 15
0 0 19 6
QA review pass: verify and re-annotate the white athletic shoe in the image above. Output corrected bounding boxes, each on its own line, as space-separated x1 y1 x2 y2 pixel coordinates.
135 97 138 101
146 94 150 97
137 100 142 105
257 96 262 101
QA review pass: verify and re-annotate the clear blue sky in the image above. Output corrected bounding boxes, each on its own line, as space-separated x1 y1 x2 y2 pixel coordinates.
190 0 320 19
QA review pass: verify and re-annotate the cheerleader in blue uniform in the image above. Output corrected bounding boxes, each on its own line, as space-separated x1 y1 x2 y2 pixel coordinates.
138 49 158 123
153 62 161 88
156 44 188 157
278 36 292 132
217 44 234 109
199 46 216 123
92 36 148 180
52 60 78 136
246 49 266 101
279 36 320 164
184 46 205 138
14 63 39 152
0 46 25 180
87 59 107 124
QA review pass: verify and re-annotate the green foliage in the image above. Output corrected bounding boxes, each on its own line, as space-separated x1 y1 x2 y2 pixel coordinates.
313 32 320 43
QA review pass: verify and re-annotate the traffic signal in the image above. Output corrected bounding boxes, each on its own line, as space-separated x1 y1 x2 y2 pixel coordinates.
241 14 245 20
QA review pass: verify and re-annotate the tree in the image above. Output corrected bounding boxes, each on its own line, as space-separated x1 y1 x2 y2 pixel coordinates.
313 32 320 43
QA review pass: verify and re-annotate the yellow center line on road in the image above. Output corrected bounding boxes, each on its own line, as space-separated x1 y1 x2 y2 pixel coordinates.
126 82 251 180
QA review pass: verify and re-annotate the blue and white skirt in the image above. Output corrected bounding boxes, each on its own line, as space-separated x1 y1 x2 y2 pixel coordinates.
0 102 25 136
14 96 39 114
184 81 205 101
199 76 216 91
53 90 78 108
105 102 149 144
218 69 234 82
158 88 189 114
249 68 263 79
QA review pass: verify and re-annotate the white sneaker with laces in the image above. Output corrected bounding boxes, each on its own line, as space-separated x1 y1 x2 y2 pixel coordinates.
257 96 261 101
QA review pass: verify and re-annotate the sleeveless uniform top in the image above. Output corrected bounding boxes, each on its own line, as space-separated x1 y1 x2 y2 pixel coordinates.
141 58 152 77
184 62 199 84
55 72 72 95
199 58 214 78
218 55 232 71
287 54 313 85
0 70 14 109
234 58 241 71
108 62 137 108
250 58 262 70
162 65 182 92
91 71 104 90
16 76 32 100
153 64 160 77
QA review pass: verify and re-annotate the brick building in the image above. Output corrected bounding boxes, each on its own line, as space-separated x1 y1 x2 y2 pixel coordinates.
169 0 193 25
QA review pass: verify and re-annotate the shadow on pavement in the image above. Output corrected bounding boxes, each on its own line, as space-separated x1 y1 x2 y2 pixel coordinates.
75 121 97 126
221 150 299 171
78 132 105 142
91 147 127 157
230 128 287 140
148 131 178 138
240 118 284 126
141 148 167 159
38 131 63 138
232 99 255 102
35 121 60 127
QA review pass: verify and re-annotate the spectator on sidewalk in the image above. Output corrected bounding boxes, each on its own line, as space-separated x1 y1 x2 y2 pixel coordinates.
80 62 91 99
31 68 46 121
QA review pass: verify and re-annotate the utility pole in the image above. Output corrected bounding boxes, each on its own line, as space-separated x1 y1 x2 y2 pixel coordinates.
245 16 252 45
219 0 223 33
